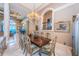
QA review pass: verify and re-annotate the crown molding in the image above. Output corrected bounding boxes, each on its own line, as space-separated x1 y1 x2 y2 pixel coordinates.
54 3 75 12
36 3 50 12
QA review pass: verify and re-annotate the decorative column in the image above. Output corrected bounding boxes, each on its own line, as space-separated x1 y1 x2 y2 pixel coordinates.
15 19 21 49
4 3 10 46
52 9 54 30
38 16 42 32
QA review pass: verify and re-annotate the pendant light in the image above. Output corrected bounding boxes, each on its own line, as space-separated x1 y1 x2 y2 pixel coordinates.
32 3 35 24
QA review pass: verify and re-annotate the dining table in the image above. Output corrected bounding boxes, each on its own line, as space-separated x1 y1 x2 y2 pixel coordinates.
29 35 51 56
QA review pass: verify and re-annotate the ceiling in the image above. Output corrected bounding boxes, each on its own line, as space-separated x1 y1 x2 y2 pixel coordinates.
0 3 50 17
0 3 74 18
20 3 50 12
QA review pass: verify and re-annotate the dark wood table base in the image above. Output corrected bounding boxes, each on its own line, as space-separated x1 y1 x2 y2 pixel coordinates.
30 36 51 56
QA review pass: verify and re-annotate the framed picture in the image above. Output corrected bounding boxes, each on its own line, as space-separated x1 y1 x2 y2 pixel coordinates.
54 21 70 32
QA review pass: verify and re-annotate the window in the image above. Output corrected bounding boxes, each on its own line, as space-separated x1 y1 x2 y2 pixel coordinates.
2 17 16 34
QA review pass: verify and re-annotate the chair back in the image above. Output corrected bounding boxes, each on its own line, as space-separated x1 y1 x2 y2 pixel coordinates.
19 31 32 56
0 37 6 56
50 34 57 56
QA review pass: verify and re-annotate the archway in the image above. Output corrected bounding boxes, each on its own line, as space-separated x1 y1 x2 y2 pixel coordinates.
41 8 54 30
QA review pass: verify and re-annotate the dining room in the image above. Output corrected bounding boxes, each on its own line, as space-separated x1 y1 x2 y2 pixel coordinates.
0 3 79 56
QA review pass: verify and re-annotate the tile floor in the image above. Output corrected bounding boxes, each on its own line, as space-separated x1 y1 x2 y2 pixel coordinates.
1 34 72 56
3 43 72 56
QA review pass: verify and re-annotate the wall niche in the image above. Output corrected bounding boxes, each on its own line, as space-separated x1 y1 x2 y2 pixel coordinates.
43 10 52 30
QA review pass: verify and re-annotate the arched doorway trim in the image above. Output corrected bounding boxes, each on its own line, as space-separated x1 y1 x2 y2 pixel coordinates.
41 8 54 30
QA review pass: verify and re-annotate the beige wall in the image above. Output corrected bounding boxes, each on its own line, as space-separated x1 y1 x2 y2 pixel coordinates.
54 3 79 47
37 3 79 47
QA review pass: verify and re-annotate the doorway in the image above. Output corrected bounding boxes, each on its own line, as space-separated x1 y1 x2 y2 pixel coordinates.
8 17 16 47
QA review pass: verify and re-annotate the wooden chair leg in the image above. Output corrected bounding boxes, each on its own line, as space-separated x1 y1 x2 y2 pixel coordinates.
0 49 4 56
53 51 55 56
52 50 55 56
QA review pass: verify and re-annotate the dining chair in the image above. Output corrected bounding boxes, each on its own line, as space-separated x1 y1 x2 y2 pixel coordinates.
41 33 57 56
19 33 26 54
19 32 39 56
27 33 40 56
0 37 6 56
50 34 57 56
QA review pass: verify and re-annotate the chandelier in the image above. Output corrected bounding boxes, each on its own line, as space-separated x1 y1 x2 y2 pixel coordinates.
27 4 39 20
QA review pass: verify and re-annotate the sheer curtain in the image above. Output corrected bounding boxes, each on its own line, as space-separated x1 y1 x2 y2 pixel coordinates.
73 15 79 55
